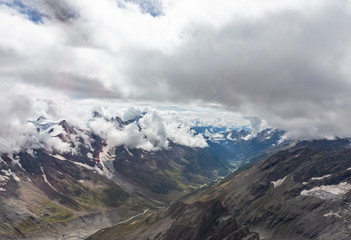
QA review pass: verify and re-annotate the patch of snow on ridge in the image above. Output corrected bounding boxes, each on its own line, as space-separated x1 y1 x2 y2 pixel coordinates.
311 174 331 181
8 154 24 169
209 133 225 141
49 154 67 161
71 161 95 171
26 149 36 158
2 169 20 182
97 146 118 180
301 182 351 201
40 166 59 193
241 134 252 141
226 133 236 141
125 147 134 156
324 210 342 218
277 133 288 145
0 174 9 183
272 176 287 188
69 160 106 178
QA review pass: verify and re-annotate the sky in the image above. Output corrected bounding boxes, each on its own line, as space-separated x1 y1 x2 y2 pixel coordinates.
1 0 351 152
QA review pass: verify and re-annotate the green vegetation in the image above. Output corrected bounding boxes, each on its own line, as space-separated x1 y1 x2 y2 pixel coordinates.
41 201 74 223
12 200 74 236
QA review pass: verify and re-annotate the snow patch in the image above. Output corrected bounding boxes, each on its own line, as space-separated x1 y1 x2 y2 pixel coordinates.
301 182 351 201
226 133 236 141
311 174 331 181
324 210 342 218
276 133 288 145
0 188 5 191
93 146 120 180
0 174 9 182
2 169 20 182
78 180 84 183
8 154 24 170
7 154 15 162
271 176 287 188
49 154 67 161
241 134 252 141
40 166 59 193
26 149 36 158
70 161 105 177
71 161 95 171
210 133 225 141
87 152 93 159
125 147 134 157
204 129 225 142
98 145 115 162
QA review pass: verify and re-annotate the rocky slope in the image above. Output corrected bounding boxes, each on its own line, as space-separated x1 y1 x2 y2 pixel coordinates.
87 200 259 240
187 138 351 239
0 149 152 240
90 139 351 240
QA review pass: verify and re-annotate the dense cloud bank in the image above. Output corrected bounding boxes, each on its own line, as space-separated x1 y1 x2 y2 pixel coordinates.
0 100 214 153
1 0 351 141
88 108 209 151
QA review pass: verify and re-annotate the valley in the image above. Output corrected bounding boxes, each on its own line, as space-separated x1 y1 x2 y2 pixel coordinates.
0 114 285 239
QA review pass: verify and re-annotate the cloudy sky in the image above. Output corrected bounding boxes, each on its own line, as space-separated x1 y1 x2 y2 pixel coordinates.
1 0 351 152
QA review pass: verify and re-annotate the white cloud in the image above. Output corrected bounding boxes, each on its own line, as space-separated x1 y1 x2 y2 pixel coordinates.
88 107 208 151
120 107 143 122
0 93 213 153
0 0 351 144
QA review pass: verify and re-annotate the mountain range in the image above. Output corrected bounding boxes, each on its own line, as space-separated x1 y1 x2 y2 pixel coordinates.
0 113 286 239
89 138 351 240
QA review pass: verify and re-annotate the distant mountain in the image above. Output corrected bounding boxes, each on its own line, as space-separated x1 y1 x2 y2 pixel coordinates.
0 114 287 239
201 127 288 171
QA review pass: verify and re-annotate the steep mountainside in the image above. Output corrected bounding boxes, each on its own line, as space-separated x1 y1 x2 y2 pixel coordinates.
87 200 259 240
0 149 153 240
0 115 286 239
91 139 351 240
187 138 351 239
